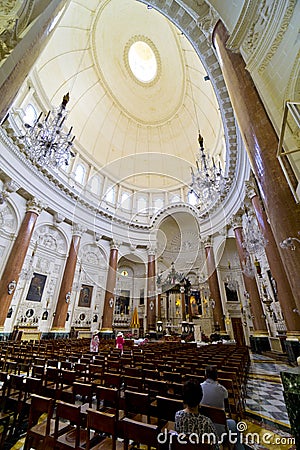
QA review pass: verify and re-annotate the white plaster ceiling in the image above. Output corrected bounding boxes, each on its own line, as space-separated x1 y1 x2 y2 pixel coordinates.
34 0 226 190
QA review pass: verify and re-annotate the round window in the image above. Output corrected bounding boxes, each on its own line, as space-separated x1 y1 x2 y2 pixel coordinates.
128 41 157 83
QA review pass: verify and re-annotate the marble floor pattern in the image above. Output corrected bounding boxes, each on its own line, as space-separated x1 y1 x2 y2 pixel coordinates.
5 352 298 450
243 354 296 449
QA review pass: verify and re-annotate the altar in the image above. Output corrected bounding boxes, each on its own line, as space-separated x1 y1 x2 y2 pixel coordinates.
18 326 41 341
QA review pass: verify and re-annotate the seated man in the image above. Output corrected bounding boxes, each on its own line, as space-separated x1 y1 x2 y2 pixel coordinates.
175 379 219 449
201 365 245 450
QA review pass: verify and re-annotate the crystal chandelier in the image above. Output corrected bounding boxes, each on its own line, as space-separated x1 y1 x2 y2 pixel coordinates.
242 253 255 278
225 262 238 291
157 262 184 290
242 208 267 254
190 133 228 210
19 93 75 168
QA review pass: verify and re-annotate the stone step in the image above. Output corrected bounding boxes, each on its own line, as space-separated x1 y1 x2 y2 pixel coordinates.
261 350 290 364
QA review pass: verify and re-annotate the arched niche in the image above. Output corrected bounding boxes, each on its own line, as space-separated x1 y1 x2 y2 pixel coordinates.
33 224 68 255
156 211 203 279
117 254 146 305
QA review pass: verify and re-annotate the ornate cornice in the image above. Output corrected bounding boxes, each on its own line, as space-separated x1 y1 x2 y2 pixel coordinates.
0 128 150 230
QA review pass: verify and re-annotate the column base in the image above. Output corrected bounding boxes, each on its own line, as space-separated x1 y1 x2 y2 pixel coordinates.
285 339 300 365
250 335 271 354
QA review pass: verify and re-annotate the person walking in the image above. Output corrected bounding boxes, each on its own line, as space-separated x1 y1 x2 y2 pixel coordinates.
116 331 124 351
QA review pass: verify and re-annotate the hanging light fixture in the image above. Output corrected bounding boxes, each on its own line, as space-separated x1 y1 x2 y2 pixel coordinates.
225 261 238 291
242 253 255 278
185 60 228 210
19 93 75 168
190 132 228 209
242 207 267 254
157 262 185 290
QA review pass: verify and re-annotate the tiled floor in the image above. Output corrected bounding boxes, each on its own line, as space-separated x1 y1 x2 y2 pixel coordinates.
246 378 290 425
243 354 296 449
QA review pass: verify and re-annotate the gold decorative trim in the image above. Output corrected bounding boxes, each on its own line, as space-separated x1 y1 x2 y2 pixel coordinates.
252 331 269 336
286 332 300 340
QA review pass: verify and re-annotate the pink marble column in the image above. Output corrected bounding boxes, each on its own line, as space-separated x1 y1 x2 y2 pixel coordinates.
101 242 119 332
246 182 300 338
146 250 156 332
52 224 85 330
213 21 300 311
0 198 43 327
204 239 225 333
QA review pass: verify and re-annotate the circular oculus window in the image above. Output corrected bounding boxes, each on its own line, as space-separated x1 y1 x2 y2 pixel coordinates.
128 41 157 83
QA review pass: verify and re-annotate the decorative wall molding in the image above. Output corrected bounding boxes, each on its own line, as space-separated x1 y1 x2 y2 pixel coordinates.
226 0 257 52
240 0 297 74
257 0 296 74
0 202 17 235
33 225 67 255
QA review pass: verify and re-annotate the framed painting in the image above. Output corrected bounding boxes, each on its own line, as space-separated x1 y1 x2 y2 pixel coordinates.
224 282 239 302
26 272 47 302
79 285 93 307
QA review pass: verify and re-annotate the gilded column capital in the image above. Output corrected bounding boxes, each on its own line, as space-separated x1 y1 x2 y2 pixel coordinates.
202 236 212 248
26 198 44 215
147 247 156 257
230 210 243 229
110 240 121 250
245 180 257 200
72 223 86 237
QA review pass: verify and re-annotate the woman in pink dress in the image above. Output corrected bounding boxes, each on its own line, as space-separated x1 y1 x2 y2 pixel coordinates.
116 332 124 351
90 331 99 353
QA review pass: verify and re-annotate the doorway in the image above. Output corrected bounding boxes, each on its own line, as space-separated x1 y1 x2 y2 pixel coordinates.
231 317 246 346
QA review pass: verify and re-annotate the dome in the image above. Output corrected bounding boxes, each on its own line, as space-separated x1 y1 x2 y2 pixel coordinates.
33 0 226 191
